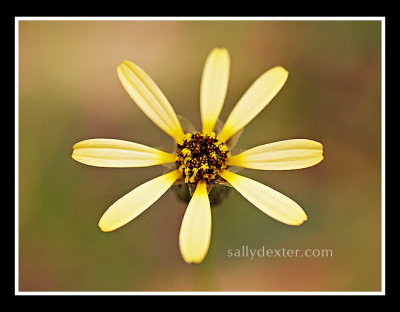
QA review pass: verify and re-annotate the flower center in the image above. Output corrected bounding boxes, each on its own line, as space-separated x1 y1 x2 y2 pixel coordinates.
176 131 229 184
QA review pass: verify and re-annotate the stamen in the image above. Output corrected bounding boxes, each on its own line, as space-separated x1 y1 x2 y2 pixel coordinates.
176 131 228 184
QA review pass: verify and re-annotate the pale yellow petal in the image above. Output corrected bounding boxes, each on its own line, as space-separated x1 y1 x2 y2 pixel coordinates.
117 60 185 143
72 139 176 167
218 66 289 142
219 170 307 226
228 139 323 170
200 48 230 133
179 180 212 264
98 170 181 232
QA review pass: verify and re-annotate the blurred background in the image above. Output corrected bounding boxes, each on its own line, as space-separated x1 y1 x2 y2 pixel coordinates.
18 19 382 292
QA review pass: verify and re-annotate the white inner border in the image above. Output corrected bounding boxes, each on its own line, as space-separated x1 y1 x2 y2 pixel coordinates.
15 16 386 296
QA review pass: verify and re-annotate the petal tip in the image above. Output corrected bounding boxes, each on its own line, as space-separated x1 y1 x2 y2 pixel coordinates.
183 258 204 264
120 59 131 66
288 215 308 226
72 141 83 150
98 219 114 232
275 65 289 75
295 211 308 225
180 251 206 264
211 46 228 53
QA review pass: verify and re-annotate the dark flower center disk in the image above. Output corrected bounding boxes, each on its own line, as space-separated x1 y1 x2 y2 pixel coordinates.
175 132 229 184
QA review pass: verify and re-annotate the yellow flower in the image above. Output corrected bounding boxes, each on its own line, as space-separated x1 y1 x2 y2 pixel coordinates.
72 48 324 264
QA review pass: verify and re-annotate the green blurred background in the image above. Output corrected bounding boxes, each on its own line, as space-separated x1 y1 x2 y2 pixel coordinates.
18 19 382 292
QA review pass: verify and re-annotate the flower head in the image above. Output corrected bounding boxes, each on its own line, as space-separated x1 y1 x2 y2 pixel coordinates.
72 48 324 264
176 131 229 184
